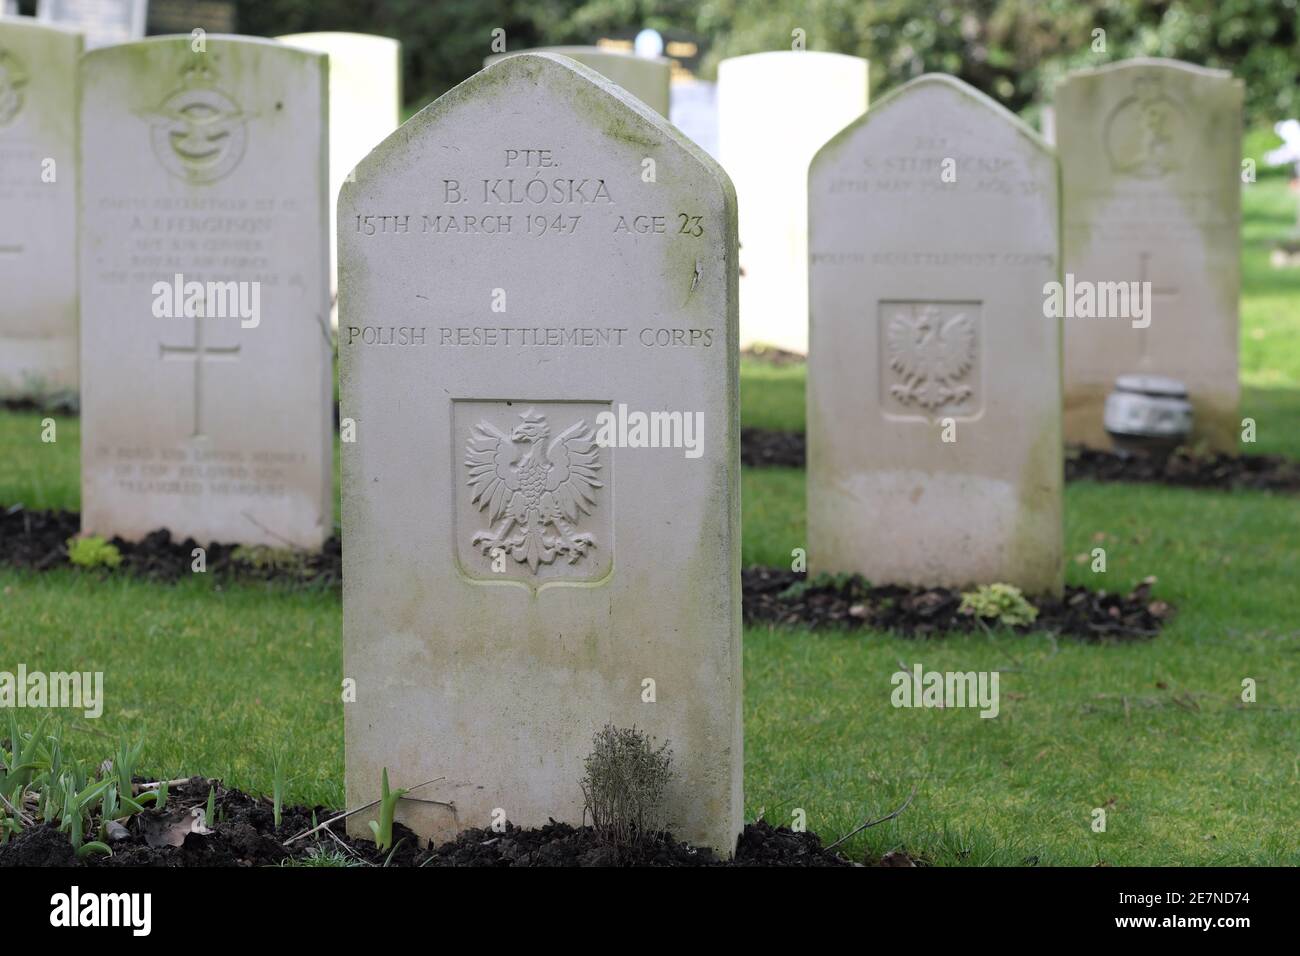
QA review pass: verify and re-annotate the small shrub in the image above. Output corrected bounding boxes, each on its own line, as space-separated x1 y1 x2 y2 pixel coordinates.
959 583 1038 627
231 545 310 576
580 724 674 858
67 536 122 570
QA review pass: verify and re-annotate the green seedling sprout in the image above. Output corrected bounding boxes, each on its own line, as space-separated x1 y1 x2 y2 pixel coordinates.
367 768 408 852
204 786 216 829
270 747 287 829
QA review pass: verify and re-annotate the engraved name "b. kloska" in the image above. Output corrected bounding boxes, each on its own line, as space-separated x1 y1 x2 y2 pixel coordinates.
441 178 613 205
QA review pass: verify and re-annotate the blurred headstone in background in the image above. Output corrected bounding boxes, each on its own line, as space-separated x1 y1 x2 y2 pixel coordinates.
670 77 717 158
485 46 670 117
37 0 145 48
279 31 401 326
718 51 869 354
1056 59 1242 452
0 17 82 402
147 0 233 35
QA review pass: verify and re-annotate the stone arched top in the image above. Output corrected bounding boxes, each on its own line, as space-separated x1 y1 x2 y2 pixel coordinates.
718 49 868 70
1059 56 1236 85
351 51 734 213
813 72 1053 171
81 33 326 68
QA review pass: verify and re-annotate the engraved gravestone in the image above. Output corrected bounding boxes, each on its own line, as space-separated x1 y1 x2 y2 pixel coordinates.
484 47 671 117
340 53 742 853
718 51 868 354
38 0 145 49
0 19 82 401
1056 59 1242 451
79 37 332 547
808 74 1063 594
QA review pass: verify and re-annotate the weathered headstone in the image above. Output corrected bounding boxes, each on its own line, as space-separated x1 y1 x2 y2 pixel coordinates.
808 74 1063 594
340 53 741 853
0 18 82 401
484 47 671 117
79 37 332 548
38 0 145 49
1 2 18 17
718 51 868 354
278 31 400 323
1055 59 1242 451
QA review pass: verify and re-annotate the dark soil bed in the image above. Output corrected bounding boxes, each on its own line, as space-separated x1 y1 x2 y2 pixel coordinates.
2 506 1170 640
740 428 1300 492
743 567 1172 641
0 776 861 867
0 504 341 587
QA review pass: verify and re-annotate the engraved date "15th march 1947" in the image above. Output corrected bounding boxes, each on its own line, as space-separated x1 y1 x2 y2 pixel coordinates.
354 212 706 238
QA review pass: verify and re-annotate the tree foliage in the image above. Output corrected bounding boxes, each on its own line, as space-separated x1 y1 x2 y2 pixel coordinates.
233 0 1299 123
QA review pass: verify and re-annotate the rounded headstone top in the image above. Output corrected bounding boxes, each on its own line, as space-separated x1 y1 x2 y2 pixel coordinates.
1113 374 1189 398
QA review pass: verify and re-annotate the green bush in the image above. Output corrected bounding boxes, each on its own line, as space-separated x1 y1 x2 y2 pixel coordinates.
66 536 122 570
959 583 1038 628
580 724 674 858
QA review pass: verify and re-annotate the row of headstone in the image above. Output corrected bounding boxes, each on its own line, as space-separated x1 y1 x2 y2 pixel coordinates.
0 23 406 546
712 53 1241 453
0 26 1246 853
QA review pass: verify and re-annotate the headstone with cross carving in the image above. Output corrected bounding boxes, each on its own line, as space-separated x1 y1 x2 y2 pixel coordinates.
0 19 82 403
808 74 1063 594
339 53 742 852
1056 59 1243 451
79 36 332 548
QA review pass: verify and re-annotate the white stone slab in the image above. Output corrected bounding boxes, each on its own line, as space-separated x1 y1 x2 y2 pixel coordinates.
484 46 671 116
0 18 81 401
38 0 144 49
79 37 332 548
1055 58 1242 451
718 50 868 354
277 32 400 325
808 74 1063 594
340 53 742 853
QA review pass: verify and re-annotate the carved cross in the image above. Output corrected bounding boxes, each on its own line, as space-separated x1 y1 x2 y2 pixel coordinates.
159 319 240 438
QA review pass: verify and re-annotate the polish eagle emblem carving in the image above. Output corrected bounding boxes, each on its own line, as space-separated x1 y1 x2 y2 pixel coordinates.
464 408 604 572
885 304 976 411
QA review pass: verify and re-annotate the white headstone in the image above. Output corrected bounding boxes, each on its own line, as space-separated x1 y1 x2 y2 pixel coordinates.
484 47 671 117
38 0 145 49
718 51 868 354
340 53 742 853
1055 59 1243 451
278 32 401 325
808 74 1063 594
79 37 332 548
0 18 82 402
2 2 18 17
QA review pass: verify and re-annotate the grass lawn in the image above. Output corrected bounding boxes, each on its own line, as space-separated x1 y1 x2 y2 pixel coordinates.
2 180 1298 865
